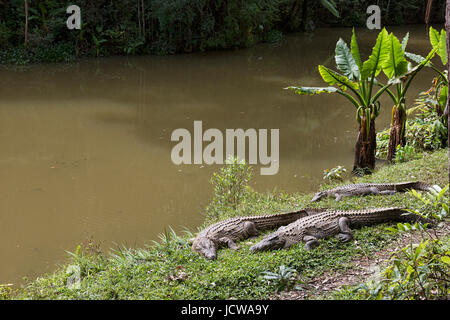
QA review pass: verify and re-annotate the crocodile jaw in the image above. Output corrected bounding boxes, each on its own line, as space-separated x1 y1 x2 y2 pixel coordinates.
192 238 217 260
249 234 285 252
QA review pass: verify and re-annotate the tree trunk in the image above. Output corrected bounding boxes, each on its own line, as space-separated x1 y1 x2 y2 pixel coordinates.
290 0 302 21
445 0 450 182
137 0 141 36
387 105 406 162
300 0 308 31
24 0 28 46
425 0 433 25
353 118 377 174
141 0 145 40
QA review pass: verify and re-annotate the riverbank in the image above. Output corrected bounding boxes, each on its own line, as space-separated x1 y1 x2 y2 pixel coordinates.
2 148 447 300
0 1 445 65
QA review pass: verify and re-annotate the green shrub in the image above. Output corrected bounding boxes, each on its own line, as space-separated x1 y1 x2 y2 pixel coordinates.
395 144 419 163
322 165 347 182
205 157 253 222
349 238 450 300
376 102 447 160
407 184 449 221
0 42 75 64
260 265 304 292
0 285 12 300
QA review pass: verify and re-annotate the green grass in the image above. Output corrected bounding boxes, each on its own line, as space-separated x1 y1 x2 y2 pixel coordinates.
6 149 449 300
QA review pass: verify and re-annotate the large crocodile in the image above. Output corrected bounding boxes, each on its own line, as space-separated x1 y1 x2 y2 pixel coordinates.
311 181 433 202
191 208 325 259
250 207 434 252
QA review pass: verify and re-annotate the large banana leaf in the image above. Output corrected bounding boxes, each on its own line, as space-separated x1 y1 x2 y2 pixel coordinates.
439 30 447 65
361 28 390 80
429 27 447 66
405 51 426 64
389 47 438 97
286 85 360 108
405 50 447 84
439 86 448 108
351 28 363 71
335 38 360 81
285 86 338 95
401 32 409 51
382 33 408 79
318 65 359 91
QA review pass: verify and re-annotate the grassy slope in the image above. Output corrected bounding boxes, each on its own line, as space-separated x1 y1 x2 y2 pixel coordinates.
7 149 449 300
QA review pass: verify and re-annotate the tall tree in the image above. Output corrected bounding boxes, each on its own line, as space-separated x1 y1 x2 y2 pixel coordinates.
24 0 28 46
425 0 434 25
445 0 450 181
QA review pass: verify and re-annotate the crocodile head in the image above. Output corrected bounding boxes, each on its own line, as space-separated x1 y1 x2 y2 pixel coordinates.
311 191 326 202
192 238 217 260
249 234 285 252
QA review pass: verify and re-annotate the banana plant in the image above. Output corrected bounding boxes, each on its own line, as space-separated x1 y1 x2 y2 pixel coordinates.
379 32 438 162
286 28 394 173
406 27 448 115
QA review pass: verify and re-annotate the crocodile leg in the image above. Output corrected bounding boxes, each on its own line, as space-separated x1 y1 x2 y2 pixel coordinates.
334 193 343 201
218 237 240 250
379 190 396 195
243 221 259 237
303 235 319 250
337 217 353 242
368 187 395 196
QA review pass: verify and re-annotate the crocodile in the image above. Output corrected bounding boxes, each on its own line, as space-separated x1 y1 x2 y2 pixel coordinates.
191 208 325 260
311 181 433 202
250 207 434 253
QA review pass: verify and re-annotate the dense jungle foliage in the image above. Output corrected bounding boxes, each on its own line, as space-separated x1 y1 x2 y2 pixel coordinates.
0 0 445 64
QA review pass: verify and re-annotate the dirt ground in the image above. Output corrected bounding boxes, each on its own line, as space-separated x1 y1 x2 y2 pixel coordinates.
271 222 450 300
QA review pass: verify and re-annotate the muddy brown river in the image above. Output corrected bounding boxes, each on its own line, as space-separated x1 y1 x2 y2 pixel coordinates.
0 25 436 285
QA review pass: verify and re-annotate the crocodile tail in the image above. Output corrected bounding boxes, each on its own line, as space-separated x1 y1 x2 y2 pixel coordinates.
399 211 438 227
413 182 435 191
395 181 434 192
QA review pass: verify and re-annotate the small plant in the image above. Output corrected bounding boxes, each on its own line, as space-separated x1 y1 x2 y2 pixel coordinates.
264 29 283 44
386 184 448 235
205 157 253 220
152 227 188 252
323 165 347 182
124 36 145 55
261 265 304 292
92 26 108 57
394 144 418 163
408 184 449 221
0 284 12 300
